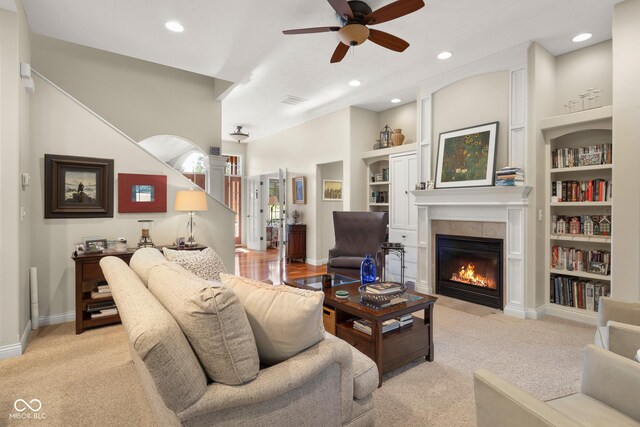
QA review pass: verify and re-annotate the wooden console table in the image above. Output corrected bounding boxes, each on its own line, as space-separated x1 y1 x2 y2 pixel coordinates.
286 277 437 385
286 224 306 263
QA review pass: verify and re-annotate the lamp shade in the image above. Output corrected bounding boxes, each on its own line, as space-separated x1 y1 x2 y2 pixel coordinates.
174 190 208 212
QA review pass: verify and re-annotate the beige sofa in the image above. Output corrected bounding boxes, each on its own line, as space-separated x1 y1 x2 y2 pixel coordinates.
99 249 378 426
474 344 640 426
595 297 640 360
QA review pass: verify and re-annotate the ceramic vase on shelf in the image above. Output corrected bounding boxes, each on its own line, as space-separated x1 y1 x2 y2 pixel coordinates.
391 129 405 146
360 254 376 285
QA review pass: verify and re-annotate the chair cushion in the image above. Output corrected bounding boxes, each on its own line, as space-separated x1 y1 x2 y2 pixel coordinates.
220 273 325 365
149 263 259 385
594 326 608 349
129 247 168 286
547 393 640 427
163 247 226 282
329 256 364 269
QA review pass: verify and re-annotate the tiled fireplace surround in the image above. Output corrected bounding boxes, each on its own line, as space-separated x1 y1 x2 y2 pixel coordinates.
413 186 532 319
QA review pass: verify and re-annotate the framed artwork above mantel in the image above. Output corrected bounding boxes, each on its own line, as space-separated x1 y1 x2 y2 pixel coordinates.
44 154 114 218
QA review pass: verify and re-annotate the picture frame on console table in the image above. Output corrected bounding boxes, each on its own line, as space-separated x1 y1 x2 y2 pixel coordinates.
44 154 114 218
434 121 498 189
117 173 167 213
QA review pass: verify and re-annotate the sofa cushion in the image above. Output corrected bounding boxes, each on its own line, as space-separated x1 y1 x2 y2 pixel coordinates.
149 263 259 385
349 346 379 399
163 247 226 282
547 393 639 426
594 326 608 349
220 273 325 365
329 256 364 269
129 247 168 287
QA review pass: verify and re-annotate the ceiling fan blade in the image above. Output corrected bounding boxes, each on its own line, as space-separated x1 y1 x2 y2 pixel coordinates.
368 29 409 52
365 0 425 25
327 0 354 20
283 26 340 35
330 42 350 63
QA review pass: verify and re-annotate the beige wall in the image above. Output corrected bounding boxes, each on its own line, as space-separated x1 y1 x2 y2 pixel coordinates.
555 41 612 115
527 43 556 310
0 0 31 355
30 74 235 321
431 72 510 178
612 0 640 300
31 35 233 153
378 102 417 146
316 161 343 260
349 107 379 210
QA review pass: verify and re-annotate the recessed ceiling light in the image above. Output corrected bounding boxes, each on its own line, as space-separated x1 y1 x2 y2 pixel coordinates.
437 51 453 60
348 80 361 87
390 98 401 104
572 33 592 42
165 21 184 33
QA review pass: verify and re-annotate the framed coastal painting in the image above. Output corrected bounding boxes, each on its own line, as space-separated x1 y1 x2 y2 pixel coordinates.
292 176 306 204
323 179 342 201
435 122 498 189
118 173 167 213
44 154 114 218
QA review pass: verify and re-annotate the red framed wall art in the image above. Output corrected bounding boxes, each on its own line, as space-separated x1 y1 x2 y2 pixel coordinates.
118 173 167 213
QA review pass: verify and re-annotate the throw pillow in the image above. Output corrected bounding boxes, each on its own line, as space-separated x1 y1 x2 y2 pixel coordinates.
163 247 226 282
220 273 325 365
149 263 259 385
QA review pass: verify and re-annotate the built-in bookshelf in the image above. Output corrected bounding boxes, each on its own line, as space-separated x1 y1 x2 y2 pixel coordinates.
542 106 613 324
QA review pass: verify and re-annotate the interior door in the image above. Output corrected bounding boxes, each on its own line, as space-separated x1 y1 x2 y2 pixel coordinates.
247 175 266 251
278 168 287 263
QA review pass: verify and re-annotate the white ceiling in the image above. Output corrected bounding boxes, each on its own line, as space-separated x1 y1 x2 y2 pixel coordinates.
22 0 620 142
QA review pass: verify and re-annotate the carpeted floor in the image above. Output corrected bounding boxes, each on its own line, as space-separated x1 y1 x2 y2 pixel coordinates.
0 297 594 426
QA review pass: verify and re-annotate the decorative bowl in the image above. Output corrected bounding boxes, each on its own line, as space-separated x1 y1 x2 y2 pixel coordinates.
358 282 406 303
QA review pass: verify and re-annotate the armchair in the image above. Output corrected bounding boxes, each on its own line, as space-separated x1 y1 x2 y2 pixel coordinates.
327 211 388 278
595 297 640 360
474 344 640 426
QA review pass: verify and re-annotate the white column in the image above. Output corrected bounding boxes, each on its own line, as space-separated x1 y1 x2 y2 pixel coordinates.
504 207 526 318
207 155 226 203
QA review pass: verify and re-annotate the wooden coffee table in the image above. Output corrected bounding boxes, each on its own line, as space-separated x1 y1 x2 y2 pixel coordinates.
285 276 437 386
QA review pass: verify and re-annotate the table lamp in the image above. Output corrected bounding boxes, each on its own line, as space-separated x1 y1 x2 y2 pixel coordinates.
174 190 208 246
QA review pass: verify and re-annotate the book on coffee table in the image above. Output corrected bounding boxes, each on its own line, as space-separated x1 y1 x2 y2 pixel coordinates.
366 283 403 295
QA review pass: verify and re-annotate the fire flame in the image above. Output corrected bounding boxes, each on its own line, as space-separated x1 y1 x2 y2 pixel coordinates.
451 264 496 289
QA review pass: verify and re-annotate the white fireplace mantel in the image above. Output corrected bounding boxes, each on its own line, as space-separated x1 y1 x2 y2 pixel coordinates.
413 186 533 319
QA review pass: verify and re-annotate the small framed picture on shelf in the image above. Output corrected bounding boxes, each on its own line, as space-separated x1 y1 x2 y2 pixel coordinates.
85 238 107 253
588 261 609 275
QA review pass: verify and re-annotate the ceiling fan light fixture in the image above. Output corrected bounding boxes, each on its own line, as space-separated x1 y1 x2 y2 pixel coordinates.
338 24 370 46
230 126 249 143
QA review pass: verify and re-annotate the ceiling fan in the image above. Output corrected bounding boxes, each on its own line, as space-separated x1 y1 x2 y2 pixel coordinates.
283 0 425 63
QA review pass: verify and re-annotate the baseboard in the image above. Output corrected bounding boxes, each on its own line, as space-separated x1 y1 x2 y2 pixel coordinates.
0 320 32 360
414 282 432 295
503 304 526 319
525 305 546 320
306 258 327 267
38 311 75 327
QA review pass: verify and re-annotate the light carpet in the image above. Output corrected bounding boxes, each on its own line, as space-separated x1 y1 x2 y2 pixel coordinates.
0 298 594 426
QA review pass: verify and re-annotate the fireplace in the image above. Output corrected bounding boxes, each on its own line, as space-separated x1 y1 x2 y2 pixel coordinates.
436 234 503 309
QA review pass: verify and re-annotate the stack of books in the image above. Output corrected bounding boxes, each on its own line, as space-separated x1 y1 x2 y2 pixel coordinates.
366 283 402 295
352 314 414 335
91 308 118 319
90 283 112 299
550 275 610 311
495 167 524 186
86 300 118 318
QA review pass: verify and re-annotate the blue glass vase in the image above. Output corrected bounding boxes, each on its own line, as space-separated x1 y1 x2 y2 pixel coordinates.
361 254 376 285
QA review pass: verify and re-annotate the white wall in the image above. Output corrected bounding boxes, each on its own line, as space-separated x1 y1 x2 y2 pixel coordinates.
222 140 247 245
612 0 640 300
348 107 379 211
431 72 510 178
0 0 31 358
30 74 235 321
30 34 233 153
246 108 350 263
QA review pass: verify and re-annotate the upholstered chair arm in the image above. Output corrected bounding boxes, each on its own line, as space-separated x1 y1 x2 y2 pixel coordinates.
607 321 640 360
473 369 581 427
328 247 343 260
597 297 640 327
581 344 640 421
178 337 355 424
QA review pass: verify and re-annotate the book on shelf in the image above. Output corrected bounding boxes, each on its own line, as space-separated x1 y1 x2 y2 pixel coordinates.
352 315 413 335
86 301 117 313
550 245 610 275
90 290 112 299
495 167 524 186
550 274 610 312
90 308 118 319
551 143 612 169
551 179 611 203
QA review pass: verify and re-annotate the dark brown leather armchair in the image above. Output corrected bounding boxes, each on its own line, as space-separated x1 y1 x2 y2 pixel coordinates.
327 211 388 278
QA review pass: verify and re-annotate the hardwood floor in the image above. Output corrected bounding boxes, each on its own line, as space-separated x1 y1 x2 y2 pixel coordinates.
235 247 326 284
